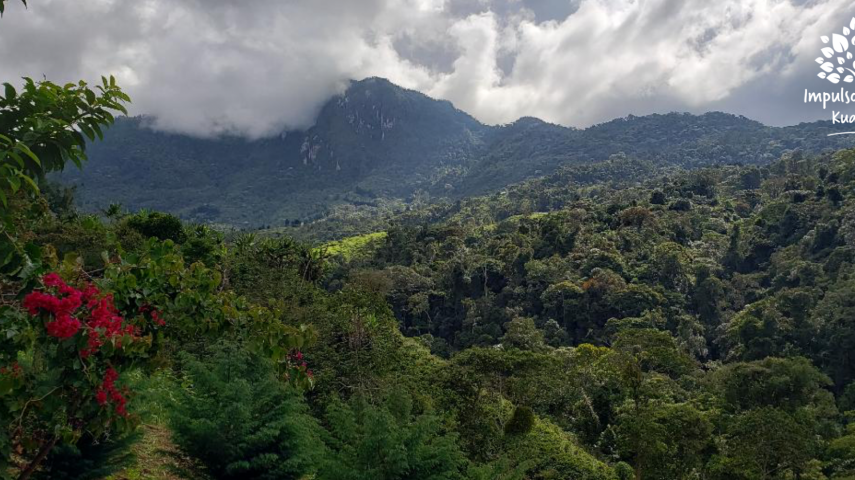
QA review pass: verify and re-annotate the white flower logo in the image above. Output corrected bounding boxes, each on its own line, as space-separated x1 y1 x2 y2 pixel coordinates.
817 18 855 84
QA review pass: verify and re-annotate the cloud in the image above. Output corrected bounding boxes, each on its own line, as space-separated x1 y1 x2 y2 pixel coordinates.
423 0 852 127
0 0 850 137
0 0 437 138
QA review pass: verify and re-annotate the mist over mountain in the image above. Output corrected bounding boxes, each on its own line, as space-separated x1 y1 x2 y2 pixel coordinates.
59 77 855 227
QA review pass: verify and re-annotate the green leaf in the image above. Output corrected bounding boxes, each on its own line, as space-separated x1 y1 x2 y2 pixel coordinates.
3 83 15 100
20 174 38 194
79 123 97 142
0 377 14 397
7 150 23 168
91 121 103 140
15 144 39 166
71 130 87 149
0 244 14 268
6 175 20 193
69 152 83 170
24 242 40 261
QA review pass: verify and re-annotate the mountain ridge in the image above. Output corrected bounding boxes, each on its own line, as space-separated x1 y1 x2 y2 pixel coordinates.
58 77 855 226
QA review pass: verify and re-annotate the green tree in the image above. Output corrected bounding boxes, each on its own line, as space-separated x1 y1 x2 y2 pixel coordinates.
501 317 546 352
710 408 815 480
0 76 129 209
715 357 832 412
125 211 186 243
615 402 712 480
827 421 855 479
34 430 140 480
170 342 324 480
0 76 129 280
318 391 467 480
813 275 855 388
609 329 698 479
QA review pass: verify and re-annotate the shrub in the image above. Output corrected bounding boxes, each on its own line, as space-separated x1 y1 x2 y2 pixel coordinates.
170 342 324 480
34 430 140 480
125 211 186 243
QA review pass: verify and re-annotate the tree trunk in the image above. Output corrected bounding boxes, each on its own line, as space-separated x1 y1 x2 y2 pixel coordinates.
17 435 57 480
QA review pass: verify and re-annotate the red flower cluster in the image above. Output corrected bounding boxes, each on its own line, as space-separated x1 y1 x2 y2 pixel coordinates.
138 304 166 327
81 294 138 358
23 273 86 339
95 367 128 416
23 273 140 358
21 273 155 420
289 350 312 377
0 363 22 377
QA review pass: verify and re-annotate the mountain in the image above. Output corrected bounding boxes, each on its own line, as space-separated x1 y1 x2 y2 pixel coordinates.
452 112 855 197
58 77 855 226
59 77 490 226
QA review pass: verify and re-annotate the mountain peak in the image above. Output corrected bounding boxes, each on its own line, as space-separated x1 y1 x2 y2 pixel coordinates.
344 77 419 102
315 77 484 138
350 76 396 88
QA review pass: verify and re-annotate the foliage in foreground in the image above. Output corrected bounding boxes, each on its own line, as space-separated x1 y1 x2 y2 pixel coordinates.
170 342 322 480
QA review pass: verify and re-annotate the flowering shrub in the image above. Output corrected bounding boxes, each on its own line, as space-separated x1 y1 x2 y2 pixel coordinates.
0 238 315 479
23 273 146 358
20 273 150 421
0 272 162 479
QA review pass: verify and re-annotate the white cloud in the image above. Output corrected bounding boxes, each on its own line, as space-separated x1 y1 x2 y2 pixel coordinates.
0 0 850 137
425 0 850 127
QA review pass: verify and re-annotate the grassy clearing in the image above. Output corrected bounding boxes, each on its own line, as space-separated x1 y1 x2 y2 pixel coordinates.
320 231 387 262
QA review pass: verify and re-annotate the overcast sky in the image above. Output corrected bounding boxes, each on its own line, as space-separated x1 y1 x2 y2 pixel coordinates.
0 0 852 138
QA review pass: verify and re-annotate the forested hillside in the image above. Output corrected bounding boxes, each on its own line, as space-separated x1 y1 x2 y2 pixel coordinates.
8 136 855 479
59 78 855 227
313 146 855 479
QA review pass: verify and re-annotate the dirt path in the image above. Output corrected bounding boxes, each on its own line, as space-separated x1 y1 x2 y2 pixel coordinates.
106 424 208 480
